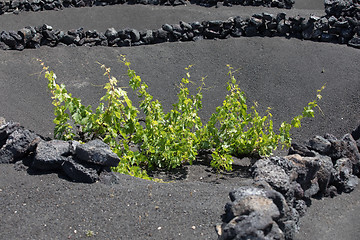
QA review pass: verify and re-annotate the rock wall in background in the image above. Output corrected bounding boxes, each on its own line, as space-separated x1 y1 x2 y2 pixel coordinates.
0 0 294 16
0 0 359 50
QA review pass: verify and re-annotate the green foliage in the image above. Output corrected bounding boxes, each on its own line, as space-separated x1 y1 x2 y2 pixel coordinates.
199 65 325 171
120 56 204 170
38 57 325 180
39 59 149 180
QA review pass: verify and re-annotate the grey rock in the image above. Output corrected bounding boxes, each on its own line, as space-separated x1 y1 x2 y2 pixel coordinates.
302 25 314 40
31 33 42 44
1 31 17 48
348 35 360 48
61 34 75 45
154 28 168 40
288 142 316 157
43 30 58 42
32 140 71 171
328 133 360 175
41 24 53 31
191 21 202 30
75 139 120 167
252 157 292 194
18 27 36 45
129 29 140 42
85 30 99 38
0 128 40 164
180 21 192 31
172 24 182 33
321 33 336 42
9 30 22 42
308 135 331 155
325 0 357 17
162 24 173 32
219 212 284 240
316 154 335 195
0 121 21 145
44 2 55 10
277 21 291 35
324 133 338 141
284 154 321 198
317 17 329 30
276 12 286 22
223 19 233 30
334 157 359 192
105 27 118 40
244 26 258 37
14 160 28 171
62 158 99 183
294 199 307 217
140 30 153 44
203 29 221 39
208 20 223 32
230 27 243 37
250 16 263 28
263 12 274 21
340 28 353 38
0 41 10 50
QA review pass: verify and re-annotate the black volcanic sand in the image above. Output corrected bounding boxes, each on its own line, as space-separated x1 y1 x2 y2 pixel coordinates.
1 1 360 239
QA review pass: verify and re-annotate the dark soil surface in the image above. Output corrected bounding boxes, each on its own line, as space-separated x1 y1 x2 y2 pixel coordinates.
0 1 359 239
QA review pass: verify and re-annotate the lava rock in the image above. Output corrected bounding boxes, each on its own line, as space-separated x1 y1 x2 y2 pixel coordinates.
219 212 284 240
0 128 40 163
0 121 21 146
251 157 293 194
219 186 289 240
327 133 360 175
348 35 360 48
32 140 71 171
62 157 100 183
308 135 332 155
1 31 17 48
75 139 120 167
129 29 140 42
105 27 118 40
288 142 317 157
334 157 359 192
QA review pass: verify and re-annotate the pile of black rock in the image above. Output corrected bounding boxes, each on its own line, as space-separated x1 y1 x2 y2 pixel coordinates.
0 118 121 184
0 0 294 16
1 119 360 240
217 126 360 239
0 0 359 50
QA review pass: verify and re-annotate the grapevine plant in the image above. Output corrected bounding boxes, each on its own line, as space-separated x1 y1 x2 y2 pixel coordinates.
38 56 325 180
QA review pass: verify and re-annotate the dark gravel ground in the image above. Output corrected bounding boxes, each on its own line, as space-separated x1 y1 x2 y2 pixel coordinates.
0 1 360 239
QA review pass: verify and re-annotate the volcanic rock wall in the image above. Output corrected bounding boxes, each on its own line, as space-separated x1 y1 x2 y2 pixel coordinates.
1 9 360 51
1 119 360 240
0 0 294 16
1 0 359 50
218 128 360 239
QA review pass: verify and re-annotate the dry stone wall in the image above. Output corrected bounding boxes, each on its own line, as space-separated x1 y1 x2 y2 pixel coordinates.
0 0 359 50
217 127 360 240
0 9 360 51
0 119 121 184
1 119 360 240
0 0 294 16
